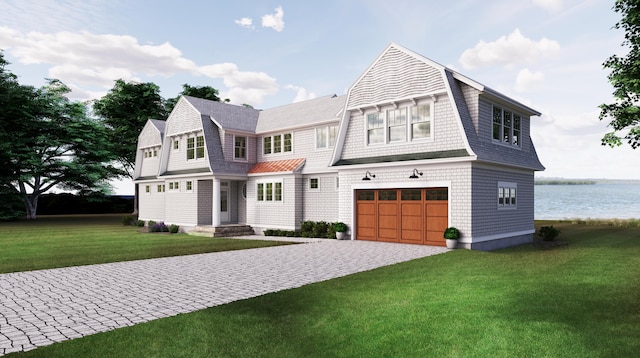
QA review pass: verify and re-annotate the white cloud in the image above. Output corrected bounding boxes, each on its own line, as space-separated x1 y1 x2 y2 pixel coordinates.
459 28 561 69
262 6 285 32
286 85 317 103
532 0 564 12
0 27 279 105
235 17 254 29
515 68 545 92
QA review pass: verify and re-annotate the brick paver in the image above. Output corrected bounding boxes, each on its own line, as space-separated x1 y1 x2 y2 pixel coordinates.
0 238 448 355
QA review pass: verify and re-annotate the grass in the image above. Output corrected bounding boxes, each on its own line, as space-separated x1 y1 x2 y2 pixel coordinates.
0 214 292 274
8 221 640 357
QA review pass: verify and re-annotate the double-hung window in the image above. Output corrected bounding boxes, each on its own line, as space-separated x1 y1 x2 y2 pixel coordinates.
367 113 384 144
187 135 205 160
387 108 407 142
316 125 338 149
366 102 432 145
257 181 283 202
493 106 521 147
498 182 517 208
234 136 246 160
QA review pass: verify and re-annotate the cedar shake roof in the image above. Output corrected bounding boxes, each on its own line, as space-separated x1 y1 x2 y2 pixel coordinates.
248 158 306 174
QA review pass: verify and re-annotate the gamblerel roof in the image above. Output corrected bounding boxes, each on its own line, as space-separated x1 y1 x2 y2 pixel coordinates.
248 158 306 174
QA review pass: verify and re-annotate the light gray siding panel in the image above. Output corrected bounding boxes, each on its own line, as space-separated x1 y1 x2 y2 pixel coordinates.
303 175 338 222
138 182 165 221
470 166 535 238
166 100 203 136
246 175 301 231
340 97 466 161
166 130 208 172
140 154 160 177
164 182 198 226
337 164 473 239
348 47 445 109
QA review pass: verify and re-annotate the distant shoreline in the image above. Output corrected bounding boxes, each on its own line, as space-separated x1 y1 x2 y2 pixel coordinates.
535 179 640 185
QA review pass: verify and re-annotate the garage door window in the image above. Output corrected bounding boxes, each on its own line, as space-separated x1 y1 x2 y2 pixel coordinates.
401 189 422 200
378 190 397 200
357 190 375 200
426 188 448 200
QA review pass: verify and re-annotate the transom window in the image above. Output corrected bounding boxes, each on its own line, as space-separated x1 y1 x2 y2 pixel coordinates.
263 133 292 155
366 103 432 145
493 105 521 147
187 135 205 160
234 136 247 160
316 125 338 149
257 181 283 202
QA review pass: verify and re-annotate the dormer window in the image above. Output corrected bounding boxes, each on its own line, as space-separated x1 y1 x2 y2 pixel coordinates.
187 135 205 160
492 105 521 147
366 103 432 145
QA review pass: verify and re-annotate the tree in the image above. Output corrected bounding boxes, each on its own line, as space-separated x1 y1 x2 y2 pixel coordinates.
2 76 121 219
93 79 168 214
600 0 640 149
165 84 229 112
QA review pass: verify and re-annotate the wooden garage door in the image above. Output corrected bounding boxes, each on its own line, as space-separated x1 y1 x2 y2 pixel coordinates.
356 188 448 246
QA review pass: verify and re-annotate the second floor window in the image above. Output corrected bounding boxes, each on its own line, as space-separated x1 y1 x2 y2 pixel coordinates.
234 136 246 160
263 133 292 155
493 106 521 147
316 125 338 149
187 135 205 160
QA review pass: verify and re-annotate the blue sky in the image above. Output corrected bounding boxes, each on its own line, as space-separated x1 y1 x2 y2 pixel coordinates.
0 0 638 194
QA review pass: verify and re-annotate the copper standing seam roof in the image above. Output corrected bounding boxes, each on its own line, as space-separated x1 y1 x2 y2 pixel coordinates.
248 158 306 174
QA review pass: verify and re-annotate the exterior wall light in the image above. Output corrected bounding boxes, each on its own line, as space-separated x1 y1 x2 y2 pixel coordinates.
409 168 423 179
362 171 376 181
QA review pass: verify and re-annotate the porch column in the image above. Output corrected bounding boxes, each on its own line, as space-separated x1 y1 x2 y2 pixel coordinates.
212 179 221 226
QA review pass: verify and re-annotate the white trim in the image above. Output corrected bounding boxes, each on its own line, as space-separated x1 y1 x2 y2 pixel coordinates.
349 180 452 241
441 68 477 159
309 177 320 191
233 134 248 162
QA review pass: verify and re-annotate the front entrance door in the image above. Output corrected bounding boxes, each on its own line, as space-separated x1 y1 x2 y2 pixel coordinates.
220 184 229 223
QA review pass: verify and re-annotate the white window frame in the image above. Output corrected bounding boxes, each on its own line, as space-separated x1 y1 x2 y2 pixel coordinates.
256 179 283 203
168 181 180 192
186 181 193 192
492 105 522 148
173 139 179 151
309 178 319 191
316 125 338 149
187 134 205 161
234 135 247 161
365 101 434 146
498 181 517 209
157 184 165 193
263 133 293 155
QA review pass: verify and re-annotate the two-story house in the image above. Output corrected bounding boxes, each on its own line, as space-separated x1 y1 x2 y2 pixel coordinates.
134 43 544 250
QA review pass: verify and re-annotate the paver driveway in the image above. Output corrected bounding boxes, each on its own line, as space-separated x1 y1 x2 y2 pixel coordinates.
0 238 448 355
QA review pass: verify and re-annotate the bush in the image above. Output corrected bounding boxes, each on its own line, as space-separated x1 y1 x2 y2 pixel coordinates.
135 220 145 227
147 220 156 229
444 227 460 240
149 221 169 233
169 224 180 234
300 220 314 233
539 225 560 241
313 221 330 238
333 222 347 232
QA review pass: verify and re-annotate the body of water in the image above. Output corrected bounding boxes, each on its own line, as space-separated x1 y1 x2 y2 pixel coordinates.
535 183 640 220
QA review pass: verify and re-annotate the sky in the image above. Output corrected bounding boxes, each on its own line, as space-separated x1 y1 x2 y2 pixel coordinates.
0 0 638 195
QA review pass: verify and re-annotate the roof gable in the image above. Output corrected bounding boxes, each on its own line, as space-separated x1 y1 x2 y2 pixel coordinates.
183 96 260 133
346 43 447 110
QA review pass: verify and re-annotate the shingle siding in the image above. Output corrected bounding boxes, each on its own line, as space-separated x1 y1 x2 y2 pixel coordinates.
303 175 339 222
138 182 165 222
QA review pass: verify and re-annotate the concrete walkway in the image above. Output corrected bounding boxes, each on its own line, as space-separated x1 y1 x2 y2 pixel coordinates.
0 238 448 355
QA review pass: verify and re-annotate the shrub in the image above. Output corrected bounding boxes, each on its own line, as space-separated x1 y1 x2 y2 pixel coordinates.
147 220 156 229
313 221 330 238
444 227 460 240
135 220 145 227
333 222 347 232
169 224 180 234
149 221 169 233
300 220 315 234
539 225 560 241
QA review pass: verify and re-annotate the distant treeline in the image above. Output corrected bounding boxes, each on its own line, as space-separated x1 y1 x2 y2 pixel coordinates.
37 193 134 215
535 180 597 185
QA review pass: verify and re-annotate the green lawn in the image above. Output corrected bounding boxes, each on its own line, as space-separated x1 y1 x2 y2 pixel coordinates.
0 214 292 274
9 221 640 357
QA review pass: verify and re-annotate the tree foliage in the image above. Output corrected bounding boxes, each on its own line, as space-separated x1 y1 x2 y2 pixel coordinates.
600 0 640 149
0 52 121 219
165 83 229 111
93 79 168 177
